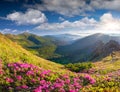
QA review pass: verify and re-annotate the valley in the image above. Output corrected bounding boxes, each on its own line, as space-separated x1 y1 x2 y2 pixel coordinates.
0 1 120 91
6 33 120 64
0 32 119 92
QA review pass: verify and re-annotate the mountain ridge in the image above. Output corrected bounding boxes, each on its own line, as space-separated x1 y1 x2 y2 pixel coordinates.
0 33 67 73
5 33 60 59
5 32 120 64
54 33 120 63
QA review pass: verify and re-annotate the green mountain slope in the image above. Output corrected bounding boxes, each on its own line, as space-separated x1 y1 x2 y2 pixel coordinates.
0 33 67 73
54 34 120 63
94 51 120 71
5 32 61 59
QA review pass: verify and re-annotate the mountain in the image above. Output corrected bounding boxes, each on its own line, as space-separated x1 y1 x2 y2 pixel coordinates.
53 33 120 63
44 34 82 46
0 33 67 73
94 51 120 72
90 40 120 61
1 32 120 91
5 32 61 59
56 33 111 54
112 36 120 44
5 33 120 64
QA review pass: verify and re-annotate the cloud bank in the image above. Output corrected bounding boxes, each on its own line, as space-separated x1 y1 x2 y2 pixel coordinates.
27 0 120 16
0 28 30 34
36 17 97 30
36 13 120 34
7 9 47 25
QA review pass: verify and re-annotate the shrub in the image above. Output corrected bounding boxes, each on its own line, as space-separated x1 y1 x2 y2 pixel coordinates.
0 62 95 92
65 62 93 72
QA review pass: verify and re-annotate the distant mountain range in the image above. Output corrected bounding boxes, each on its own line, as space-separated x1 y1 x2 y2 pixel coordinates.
5 32 120 64
0 33 64 72
90 40 120 61
5 33 82 59
54 33 120 63
5 32 60 59
44 34 82 46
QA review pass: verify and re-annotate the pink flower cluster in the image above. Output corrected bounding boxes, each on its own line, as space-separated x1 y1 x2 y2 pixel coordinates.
16 85 28 89
16 75 22 80
82 68 96 74
2 62 96 92
6 77 14 83
84 74 96 84
33 75 83 92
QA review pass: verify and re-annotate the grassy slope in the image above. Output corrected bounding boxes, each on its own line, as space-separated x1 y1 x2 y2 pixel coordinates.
0 33 68 73
5 33 49 46
5 33 60 59
94 51 120 72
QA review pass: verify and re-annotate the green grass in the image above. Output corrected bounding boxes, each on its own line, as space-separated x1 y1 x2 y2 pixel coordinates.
5 33 60 59
0 33 120 91
94 51 120 72
0 33 69 74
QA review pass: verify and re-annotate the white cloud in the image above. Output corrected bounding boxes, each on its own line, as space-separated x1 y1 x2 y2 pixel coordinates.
0 28 30 34
36 13 120 34
94 13 120 33
0 28 18 34
90 0 120 11
35 17 97 31
6 9 47 25
26 0 120 16
28 0 93 17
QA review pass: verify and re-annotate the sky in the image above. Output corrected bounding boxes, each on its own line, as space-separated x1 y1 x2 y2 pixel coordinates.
0 0 120 36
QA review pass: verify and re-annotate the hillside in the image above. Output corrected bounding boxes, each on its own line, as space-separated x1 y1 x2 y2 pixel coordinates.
56 33 111 54
0 33 68 73
44 34 81 46
54 33 120 63
5 32 61 59
94 51 120 72
91 40 120 61
0 33 120 92
5 33 120 64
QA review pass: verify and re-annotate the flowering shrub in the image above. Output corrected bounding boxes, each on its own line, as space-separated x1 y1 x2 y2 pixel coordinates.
82 70 120 91
0 62 95 92
0 61 119 92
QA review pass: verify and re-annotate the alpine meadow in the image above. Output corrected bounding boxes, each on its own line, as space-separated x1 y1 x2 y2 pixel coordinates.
0 0 120 92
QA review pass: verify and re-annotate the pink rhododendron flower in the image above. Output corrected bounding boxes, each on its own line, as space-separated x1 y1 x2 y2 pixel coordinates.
69 89 76 92
21 85 28 89
6 78 14 83
26 70 34 76
2 62 98 92
16 75 22 80
90 79 96 84
33 86 42 92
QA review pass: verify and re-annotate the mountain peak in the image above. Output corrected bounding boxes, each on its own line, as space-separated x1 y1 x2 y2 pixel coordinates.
91 40 120 61
0 33 66 72
20 32 31 35
92 33 107 37
104 40 120 51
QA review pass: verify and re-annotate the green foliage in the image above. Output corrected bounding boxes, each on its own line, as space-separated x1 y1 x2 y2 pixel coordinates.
98 69 112 74
50 57 70 64
38 44 57 59
65 62 93 72
5 33 60 59
0 33 68 73
1 33 120 92
0 62 95 92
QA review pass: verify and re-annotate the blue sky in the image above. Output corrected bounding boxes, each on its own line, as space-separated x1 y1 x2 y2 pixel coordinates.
0 0 120 36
